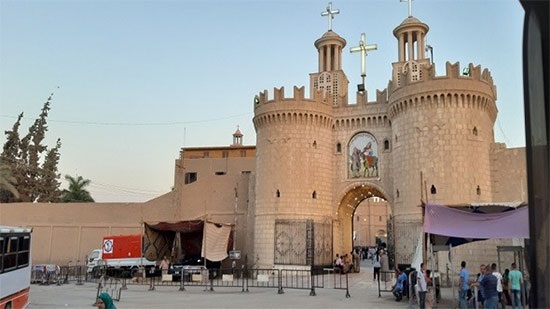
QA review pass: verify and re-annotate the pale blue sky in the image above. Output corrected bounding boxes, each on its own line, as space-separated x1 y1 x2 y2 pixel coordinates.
0 0 525 202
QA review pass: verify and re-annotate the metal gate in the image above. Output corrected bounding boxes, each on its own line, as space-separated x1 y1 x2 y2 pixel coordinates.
274 219 332 266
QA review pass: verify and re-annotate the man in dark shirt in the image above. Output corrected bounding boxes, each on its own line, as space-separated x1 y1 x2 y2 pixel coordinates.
480 264 499 309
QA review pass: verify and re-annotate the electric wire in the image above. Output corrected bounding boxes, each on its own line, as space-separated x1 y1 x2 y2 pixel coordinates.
0 112 252 127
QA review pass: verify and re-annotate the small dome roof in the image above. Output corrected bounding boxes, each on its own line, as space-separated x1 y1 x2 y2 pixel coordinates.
393 17 429 38
315 30 346 48
321 30 342 38
399 16 422 25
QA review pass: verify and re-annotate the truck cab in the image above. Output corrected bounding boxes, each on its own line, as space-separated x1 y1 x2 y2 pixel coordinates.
86 249 103 273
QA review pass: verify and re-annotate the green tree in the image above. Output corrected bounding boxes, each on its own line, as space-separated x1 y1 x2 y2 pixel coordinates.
39 138 62 202
61 175 94 202
0 93 62 202
0 163 19 199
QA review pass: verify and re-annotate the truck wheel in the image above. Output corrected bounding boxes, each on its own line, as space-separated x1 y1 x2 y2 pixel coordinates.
130 267 139 278
92 267 101 279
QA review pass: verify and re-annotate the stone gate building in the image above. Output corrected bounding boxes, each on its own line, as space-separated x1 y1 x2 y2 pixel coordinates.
251 8 525 268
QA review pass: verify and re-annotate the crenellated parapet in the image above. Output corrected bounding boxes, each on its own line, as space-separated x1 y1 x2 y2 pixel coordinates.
388 61 498 121
389 62 497 98
253 86 335 131
444 62 496 95
254 86 335 108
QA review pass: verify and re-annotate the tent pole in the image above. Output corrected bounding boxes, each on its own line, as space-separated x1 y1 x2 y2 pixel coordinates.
450 244 456 309
426 233 437 308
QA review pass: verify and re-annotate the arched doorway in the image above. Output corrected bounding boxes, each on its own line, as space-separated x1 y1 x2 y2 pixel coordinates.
335 183 390 256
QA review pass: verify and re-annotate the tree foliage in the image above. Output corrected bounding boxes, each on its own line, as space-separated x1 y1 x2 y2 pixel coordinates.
0 163 19 199
0 94 62 202
61 175 95 202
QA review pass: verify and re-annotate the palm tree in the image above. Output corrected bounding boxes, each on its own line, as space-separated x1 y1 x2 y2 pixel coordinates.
61 175 94 202
0 163 20 199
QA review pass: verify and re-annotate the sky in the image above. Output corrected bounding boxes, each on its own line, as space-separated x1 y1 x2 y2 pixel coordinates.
0 0 525 203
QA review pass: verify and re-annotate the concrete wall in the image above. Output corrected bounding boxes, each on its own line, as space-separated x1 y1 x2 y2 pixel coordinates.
0 196 173 264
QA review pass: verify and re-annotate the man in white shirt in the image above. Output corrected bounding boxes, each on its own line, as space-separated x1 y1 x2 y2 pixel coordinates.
491 263 504 308
416 263 428 309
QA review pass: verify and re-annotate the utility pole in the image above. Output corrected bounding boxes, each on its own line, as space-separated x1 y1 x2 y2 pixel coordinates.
232 184 238 269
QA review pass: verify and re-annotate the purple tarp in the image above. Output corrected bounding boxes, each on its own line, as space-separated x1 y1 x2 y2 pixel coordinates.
424 203 529 239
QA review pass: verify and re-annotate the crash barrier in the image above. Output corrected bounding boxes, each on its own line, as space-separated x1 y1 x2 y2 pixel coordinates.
96 275 122 301
88 264 135 279
377 270 395 297
31 263 88 285
31 264 62 285
87 266 350 297
47 265 350 297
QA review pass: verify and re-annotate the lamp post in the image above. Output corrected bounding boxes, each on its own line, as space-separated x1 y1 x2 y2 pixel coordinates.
426 44 434 65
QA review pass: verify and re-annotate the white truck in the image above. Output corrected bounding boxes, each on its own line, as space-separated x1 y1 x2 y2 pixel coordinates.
87 234 157 278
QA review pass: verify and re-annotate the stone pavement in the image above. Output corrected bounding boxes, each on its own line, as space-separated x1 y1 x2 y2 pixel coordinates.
28 260 458 309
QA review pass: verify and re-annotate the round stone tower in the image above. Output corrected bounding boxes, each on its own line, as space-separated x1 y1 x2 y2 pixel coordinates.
387 17 498 264
252 29 349 269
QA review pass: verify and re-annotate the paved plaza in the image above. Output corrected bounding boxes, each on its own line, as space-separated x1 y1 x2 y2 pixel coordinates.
28 261 458 309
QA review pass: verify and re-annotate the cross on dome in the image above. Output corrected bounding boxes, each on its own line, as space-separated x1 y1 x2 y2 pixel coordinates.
400 0 414 17
321 2 340 31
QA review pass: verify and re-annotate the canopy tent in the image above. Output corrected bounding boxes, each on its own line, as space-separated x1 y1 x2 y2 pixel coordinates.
143 220 232 262
419 202 529 307
424 202 529 250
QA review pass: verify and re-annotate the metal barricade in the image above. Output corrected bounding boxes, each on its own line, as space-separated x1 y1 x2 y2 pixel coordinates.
377 270 395 297
96 276 122 301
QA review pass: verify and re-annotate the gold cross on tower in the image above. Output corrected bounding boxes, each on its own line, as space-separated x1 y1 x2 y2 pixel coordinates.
350 33 377 89
321 2 340 31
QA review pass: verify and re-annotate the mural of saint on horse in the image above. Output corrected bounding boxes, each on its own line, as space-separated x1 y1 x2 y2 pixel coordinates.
348 132 379 178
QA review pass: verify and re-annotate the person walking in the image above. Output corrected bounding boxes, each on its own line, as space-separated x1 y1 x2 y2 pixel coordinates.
416 263 428 309
95 292 117 309
373 250 381 281
475 264 486 309
490 263 504 308
380 249 389 281
502 269 512 306
425 269 434 309
352 249 360 272
508 263 524 309
459 261 470 309
480 265 499 309
159 256 170 275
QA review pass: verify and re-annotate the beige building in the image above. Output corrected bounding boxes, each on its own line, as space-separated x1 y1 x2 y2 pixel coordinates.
0 6 527 275
353 197 391 248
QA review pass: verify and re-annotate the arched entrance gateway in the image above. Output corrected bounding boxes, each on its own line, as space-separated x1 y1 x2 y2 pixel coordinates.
335 183 392 258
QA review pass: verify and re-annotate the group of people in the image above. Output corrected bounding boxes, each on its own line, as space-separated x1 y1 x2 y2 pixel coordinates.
372 248 389 281
333 249 361 274
390 263 435 309
459 260 525 309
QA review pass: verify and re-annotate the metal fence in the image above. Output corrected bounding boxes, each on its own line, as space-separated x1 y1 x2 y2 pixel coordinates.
377 270 395 297
32 265 350 297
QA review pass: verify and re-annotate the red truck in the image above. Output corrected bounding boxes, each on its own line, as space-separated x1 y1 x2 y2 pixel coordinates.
86 234 156 278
